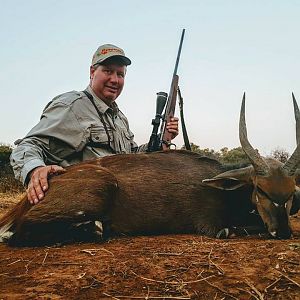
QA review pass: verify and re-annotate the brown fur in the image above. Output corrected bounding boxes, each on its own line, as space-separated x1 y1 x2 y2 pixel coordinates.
1 150 230 246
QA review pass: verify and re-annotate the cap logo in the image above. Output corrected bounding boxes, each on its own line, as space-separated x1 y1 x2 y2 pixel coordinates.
99 48 123 55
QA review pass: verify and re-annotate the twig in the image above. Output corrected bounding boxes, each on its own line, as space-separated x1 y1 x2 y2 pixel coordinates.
154 252 184 256
207 247 225 275
145 285 150 300
209 260 224 275
284 259 299 266
103 296 190 299
96 247 114 256
25 257 37 274
42 251 48 265
237 288 260 300
182 275 215 284
77 272 86 279
131 270 214 285
131 271 175 284
166 267 190 279
48 262 83 265
264 276 282 292
244 279 264 300
102 292 121 300
81 276 102 289
7 259 21 266
275 270 300 288
81 249 97 256
80 247 114 256
199 274 238 300
208 247 213 268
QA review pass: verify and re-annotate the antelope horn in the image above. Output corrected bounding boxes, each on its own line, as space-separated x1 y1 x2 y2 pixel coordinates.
292 92 300 145
239 93 269 175
283 93 300 175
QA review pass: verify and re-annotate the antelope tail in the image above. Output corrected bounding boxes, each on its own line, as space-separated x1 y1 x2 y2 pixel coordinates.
0 195 31 242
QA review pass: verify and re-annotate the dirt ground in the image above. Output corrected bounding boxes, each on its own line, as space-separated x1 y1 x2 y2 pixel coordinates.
0 193 299 300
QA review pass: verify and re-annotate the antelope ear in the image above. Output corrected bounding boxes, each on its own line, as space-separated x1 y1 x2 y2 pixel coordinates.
202 177 247 190
202 166 253 191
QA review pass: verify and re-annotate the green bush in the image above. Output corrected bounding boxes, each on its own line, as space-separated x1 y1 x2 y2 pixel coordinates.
0 144 12 166
0 144 24 193
219 147 250 165
182 143 289 166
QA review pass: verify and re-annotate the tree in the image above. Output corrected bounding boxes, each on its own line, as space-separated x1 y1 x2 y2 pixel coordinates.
182 143 220 160
270 148 290 163
182 143 250 165
219 147 250 165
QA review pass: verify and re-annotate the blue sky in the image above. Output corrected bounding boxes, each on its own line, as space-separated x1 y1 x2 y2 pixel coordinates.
1 1 300 155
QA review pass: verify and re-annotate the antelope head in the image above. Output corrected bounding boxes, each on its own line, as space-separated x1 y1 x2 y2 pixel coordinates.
203 93 300 239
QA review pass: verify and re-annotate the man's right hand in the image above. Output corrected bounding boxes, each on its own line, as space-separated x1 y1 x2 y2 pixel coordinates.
27 165 66 205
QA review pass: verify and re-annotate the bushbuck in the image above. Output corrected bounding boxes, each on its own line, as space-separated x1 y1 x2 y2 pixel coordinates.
0 94 299 246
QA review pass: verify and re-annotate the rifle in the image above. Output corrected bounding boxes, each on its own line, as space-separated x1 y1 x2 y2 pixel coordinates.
147 29 185 152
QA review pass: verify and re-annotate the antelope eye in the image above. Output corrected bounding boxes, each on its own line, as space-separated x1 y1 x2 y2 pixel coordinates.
256 186 269 199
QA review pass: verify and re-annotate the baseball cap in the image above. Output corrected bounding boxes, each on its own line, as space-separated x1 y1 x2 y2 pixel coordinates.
91 44 131 66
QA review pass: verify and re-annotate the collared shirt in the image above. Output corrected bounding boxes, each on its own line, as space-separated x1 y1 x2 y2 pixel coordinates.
10 86 147 184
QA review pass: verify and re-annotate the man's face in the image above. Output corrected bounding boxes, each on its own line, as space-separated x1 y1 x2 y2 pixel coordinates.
90 63 126 105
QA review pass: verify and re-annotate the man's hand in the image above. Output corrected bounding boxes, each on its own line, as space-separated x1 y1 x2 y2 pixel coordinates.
27 165 66 205
166 117 179 140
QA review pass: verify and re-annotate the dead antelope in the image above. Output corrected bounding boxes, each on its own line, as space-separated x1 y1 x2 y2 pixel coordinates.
0 94 299 246
203 93 300 239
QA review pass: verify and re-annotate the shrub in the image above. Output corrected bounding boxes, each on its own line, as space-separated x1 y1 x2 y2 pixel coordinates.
0 143 24 193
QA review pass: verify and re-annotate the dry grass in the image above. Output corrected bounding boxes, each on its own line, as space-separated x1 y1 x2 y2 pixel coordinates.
0 192 24 218
0 165 24 194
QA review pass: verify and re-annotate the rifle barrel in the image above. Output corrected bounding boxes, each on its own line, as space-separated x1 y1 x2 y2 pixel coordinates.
173 29 185 77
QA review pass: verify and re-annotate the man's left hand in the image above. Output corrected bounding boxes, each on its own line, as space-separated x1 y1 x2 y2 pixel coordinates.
166 117 179 140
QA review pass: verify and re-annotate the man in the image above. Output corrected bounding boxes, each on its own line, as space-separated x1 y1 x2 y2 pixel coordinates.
11 44 179 205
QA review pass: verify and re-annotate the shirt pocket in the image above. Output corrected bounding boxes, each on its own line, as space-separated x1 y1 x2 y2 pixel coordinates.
89 126 114 146
120 129 133 153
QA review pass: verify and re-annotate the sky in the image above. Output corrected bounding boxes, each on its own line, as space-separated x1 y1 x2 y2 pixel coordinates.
0 1 299 156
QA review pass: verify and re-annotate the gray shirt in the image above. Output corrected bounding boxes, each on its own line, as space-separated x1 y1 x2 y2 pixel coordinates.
10 86 147 184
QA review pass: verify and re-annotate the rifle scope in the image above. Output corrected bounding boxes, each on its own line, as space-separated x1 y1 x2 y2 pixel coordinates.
154 92 167 123
147 92 167 152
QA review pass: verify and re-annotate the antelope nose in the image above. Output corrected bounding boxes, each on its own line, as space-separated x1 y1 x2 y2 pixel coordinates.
277 228 292 240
